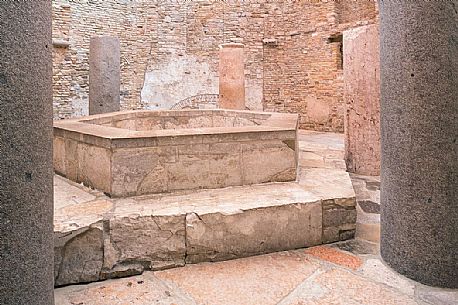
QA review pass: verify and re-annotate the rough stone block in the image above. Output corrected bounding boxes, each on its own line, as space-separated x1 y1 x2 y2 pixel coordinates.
107 214 186 270
54 223 104 286
241 140 296 184
185 201 322 263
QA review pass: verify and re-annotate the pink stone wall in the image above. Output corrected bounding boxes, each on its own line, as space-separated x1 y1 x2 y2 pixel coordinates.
219 43 245 110
343 24 380 175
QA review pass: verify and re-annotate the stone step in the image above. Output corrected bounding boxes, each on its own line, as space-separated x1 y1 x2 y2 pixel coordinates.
54 171 356 287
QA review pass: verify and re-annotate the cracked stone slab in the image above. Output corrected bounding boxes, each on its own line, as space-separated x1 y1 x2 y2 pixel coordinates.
54 221 104 286
53 162 356 286
156 251 320 305
298 168 355 202
277 268 420 305
180 183 322 263
54 174 97 210
359 258 416 296
107 213 186 271
54 272 198 305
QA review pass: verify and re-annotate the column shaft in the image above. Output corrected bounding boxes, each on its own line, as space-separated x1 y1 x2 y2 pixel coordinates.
0 1 55 304
219 43 246 110
89 36 120 115
380 1 458 287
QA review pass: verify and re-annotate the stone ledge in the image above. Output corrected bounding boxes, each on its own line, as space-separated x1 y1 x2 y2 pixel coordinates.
54 180 355 286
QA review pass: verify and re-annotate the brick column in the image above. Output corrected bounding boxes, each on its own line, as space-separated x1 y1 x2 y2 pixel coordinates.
219 43 245 110
343 24 380 176
89 36 120 115
380 1 457 288
0 2 55 304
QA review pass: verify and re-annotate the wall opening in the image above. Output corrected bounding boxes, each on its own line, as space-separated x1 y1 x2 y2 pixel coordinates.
328 34 343 70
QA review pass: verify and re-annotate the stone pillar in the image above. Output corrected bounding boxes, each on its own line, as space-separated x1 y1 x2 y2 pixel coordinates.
0 2 55 305
219 43 245 110
89 36 120 115
380 2 457 288
343 24 381 176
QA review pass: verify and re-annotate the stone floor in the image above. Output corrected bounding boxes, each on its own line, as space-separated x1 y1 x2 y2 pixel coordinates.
54 131 457 304
55 240 458 305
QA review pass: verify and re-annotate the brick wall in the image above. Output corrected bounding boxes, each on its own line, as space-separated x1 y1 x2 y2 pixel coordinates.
52 0 377 131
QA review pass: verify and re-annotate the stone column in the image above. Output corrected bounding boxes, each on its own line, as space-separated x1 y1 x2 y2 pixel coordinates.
343 24 380 175
380 2 457 288
89 36 120 115
219 43 245 110
0 2 55 305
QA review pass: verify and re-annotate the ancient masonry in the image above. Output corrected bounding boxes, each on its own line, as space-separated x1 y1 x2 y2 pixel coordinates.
52 1 378 132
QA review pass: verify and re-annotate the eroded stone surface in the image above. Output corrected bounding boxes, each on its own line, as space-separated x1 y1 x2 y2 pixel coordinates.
157 252 320 305
55 223 104 286
89 36 120 115
55 272 197 305
343 24 380 176
107 214 186 271
54 110 299 197
277 268 419 305
219 43 245 110
185 199 322 263
360 258 415 296
53 130 357 286
304 245 362 270
55 247 446 305
53 174 355 286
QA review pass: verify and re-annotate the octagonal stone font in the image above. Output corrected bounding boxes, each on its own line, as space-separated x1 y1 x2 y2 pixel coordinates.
53 109 299 197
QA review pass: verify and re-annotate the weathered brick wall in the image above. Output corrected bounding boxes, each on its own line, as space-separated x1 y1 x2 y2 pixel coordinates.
52 0 377 131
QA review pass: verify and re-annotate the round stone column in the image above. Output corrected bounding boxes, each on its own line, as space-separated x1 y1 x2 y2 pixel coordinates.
89 36 121 115
343 24 381 176
219 43 246 110
0 1 55 304
380 2 457 287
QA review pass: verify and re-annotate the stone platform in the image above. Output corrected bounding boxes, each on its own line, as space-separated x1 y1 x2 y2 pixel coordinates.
54 131 356 286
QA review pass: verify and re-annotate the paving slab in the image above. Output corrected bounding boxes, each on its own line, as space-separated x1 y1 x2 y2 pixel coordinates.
304 245 362 270
155 251 320 305
360 258 416 296
54 175 97 210
54 272 197 305
277 268 420 305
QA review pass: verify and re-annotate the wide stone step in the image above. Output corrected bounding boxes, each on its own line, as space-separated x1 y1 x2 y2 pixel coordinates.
54 171 355 287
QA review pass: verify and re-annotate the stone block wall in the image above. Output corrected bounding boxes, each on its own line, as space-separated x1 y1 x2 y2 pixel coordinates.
52 0 377 131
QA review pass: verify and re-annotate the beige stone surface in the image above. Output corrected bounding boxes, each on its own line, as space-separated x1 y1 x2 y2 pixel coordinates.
277 268 419 305
343 24 381 175
55 243 447 305
360 258 415 296
299 168 355 202
185 200 322 263
54 110 298 197
53 130 448 304
53 173 354 286
219 43 245 110
55 272 197 305
108 214 186 271
53 175 96 210
157 252 320 305
52 130 359 286
356 222 380 243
